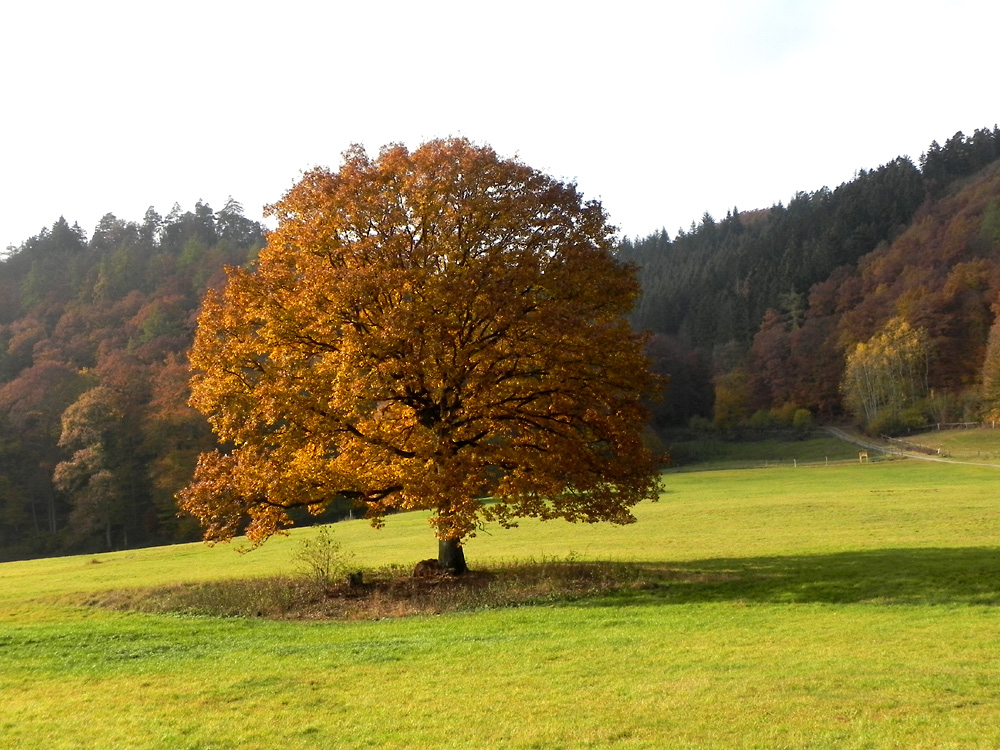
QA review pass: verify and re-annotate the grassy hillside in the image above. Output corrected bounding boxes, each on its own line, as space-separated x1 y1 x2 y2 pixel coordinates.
663 431 862 470
890 425 1000 463
4 458 1000 748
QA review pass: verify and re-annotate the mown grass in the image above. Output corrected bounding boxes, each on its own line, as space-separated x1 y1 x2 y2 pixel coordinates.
6 602 1000 749
4 458 1000 748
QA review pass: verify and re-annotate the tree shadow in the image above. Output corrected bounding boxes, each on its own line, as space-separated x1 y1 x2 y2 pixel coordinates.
591 547 1000 607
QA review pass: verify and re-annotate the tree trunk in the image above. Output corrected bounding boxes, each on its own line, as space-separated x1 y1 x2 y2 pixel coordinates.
438 537 468 575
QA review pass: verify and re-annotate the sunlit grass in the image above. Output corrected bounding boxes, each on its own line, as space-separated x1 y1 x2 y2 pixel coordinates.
5 602 1000 749
4 458 1000 748
897 425 1000 463
6 460 998 605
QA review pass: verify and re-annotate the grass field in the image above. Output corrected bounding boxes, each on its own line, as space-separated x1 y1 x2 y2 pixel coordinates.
892 425 1000 463
4 456 1000 748
663 432 863 470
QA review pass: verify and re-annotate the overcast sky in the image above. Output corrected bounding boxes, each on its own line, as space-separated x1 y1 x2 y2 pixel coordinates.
2 0 997 249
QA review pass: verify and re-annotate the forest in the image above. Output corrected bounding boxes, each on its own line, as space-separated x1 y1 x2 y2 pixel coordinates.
622 127 1000 432
2 127 1000 560
0 201 273 559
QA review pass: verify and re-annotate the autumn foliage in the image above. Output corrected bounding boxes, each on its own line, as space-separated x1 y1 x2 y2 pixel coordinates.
842 318 929 432
179 138 661 556
5 126 999 561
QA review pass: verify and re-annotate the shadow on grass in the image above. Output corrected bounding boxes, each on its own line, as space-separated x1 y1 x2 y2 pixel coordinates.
599 547 1000 608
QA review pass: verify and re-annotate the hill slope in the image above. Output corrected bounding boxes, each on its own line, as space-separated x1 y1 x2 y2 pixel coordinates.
622 127 1000 428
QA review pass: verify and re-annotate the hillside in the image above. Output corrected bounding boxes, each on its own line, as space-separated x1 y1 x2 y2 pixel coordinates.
0 201 271 560
621 127 1000 429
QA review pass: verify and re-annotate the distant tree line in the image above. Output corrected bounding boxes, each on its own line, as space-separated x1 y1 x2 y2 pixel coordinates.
620 127 1000 433
0 200 283 560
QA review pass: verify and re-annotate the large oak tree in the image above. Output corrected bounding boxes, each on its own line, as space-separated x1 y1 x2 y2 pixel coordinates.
179 138 661 572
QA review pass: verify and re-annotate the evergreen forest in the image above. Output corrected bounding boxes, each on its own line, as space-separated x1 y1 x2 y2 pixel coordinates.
2 127 1000 560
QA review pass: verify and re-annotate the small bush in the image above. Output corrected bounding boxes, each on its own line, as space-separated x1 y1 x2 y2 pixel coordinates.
747 410 776 431
688 415 714 433
294 525 355 591
792 408 813 434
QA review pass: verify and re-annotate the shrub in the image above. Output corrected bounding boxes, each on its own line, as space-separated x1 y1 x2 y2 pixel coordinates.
294 526 355 590
747 410 776 431
792 409 813 434
688 415 714 434
869 407 928 437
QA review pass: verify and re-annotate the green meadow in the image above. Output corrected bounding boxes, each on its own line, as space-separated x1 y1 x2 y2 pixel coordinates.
4 453 1000 748
893 426 1000 464
663 432 863 470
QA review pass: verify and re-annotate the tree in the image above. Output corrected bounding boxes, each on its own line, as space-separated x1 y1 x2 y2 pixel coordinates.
747 308 792 409
179 138 661 572
643 334 712 426
215 197 264 247
712 369 751 432
0 361 87 537
143 353 213 540
980 306 1000 422
53 386 127 550
842 318 929 433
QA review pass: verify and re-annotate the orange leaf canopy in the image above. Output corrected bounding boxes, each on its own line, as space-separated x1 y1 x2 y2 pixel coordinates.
180 138 660 546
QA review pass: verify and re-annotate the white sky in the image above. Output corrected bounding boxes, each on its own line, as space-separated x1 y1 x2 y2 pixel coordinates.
1 0 997 249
